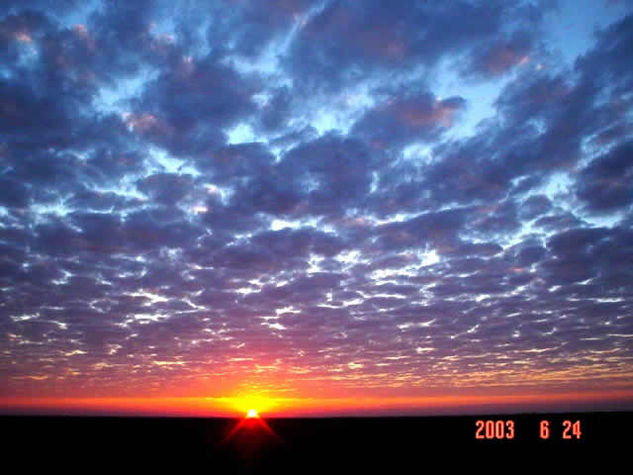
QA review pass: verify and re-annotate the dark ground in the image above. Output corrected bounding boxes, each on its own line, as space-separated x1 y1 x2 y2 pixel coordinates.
3 411 630 472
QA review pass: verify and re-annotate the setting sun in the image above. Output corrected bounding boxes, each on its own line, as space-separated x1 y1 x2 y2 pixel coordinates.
246 409 259 419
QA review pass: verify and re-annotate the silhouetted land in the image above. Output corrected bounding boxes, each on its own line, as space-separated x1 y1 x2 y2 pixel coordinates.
4 412 630 472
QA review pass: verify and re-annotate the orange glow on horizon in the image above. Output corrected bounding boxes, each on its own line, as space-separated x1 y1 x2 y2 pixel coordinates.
226 394 278 416
2 389 633 418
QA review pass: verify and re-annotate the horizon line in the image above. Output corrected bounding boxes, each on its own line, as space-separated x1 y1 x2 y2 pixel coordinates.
3 390 633 418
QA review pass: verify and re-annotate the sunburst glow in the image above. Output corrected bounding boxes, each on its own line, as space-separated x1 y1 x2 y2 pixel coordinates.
225 395 278 416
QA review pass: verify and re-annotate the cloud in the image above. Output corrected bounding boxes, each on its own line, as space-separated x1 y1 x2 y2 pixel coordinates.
1 2 632 401
464 31 534 78
284 0 514 92
576 141 633 212
352 94 466 148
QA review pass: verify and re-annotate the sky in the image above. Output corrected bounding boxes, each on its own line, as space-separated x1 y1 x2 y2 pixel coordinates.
1 0 632 417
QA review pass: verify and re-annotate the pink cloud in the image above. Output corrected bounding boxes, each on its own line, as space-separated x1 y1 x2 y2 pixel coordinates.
14 31 32 43
397 98 462 128
123 113 172 136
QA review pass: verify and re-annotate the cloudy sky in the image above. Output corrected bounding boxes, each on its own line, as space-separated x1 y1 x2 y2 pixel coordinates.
1 0 632 416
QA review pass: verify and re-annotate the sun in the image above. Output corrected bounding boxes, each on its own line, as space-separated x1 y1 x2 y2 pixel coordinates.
246 409 259 418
